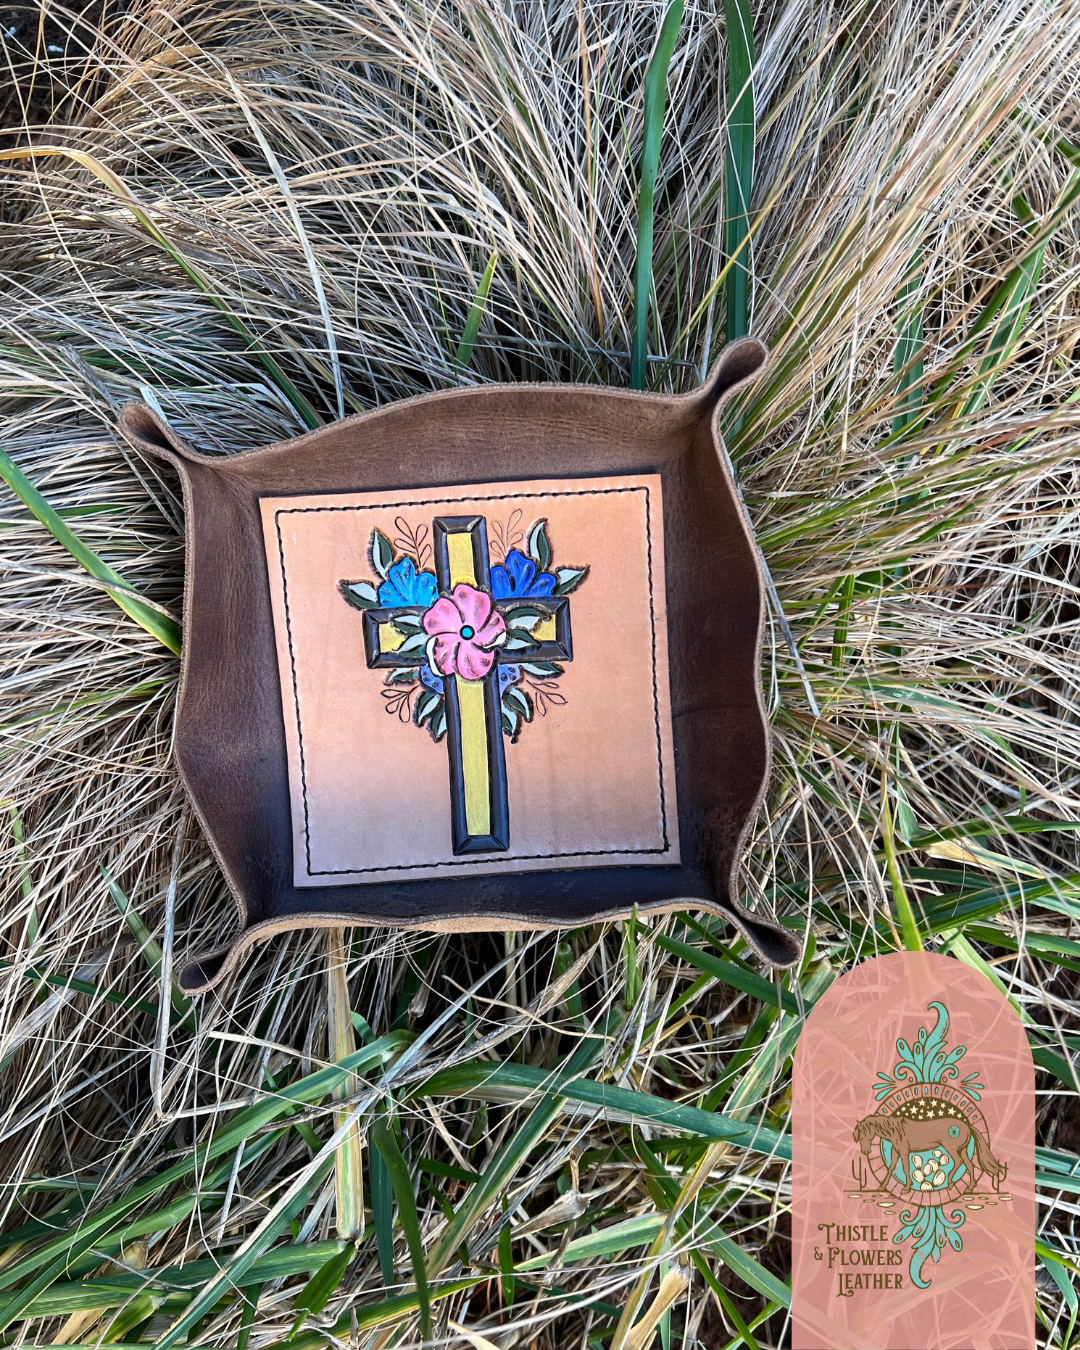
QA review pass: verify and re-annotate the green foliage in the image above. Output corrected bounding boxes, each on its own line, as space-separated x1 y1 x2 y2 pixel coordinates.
453 251 499 375
0 446 182 655
526 519 551 572
631 0 685 389
723 0 755 346
370 529 394 580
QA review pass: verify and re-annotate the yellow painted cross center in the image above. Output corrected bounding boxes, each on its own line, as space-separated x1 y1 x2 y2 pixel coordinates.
447 531 491 839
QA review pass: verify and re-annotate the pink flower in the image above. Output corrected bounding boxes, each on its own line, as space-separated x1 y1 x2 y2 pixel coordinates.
422 583 506 680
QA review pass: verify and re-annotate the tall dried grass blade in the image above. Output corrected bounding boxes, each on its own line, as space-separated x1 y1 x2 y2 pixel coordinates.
326 929 364 1242
0 147 322 429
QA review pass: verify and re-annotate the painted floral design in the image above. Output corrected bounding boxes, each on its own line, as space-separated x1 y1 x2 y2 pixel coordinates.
378 555 437 607
491 549 556 598
422 583 506 680
339 514 587 743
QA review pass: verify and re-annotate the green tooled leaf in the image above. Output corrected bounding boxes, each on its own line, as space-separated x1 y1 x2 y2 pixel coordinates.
504 631 538 650
391 612 423 636
386 667 419 684
554 566 588 595
503 607 544 630
526 519 551 572
414 688 440 727
521 661 563 677
504 686 532 721
370 529 394 579
502 706 518 736
395 632 428 656
340 579 379 609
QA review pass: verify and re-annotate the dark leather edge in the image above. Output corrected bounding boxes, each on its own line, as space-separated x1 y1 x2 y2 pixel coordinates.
175 894 797 995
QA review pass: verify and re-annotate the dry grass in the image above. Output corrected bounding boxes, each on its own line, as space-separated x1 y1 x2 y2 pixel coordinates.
1 0 1080 1345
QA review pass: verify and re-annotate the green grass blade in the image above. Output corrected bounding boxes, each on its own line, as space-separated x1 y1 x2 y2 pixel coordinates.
453 251 498 374
414 1060 790 1160
830 572 855 670
686 1250 761 1350
104 869 192 1020
723 0 754 345
0 447 181 655
287 1276 488 1346
631 0 684 389
622 912 640 1010
7 804 33 912
497 1217 515 1307
880 786 921 950
959 243 1045 419
371 1113 396 1290
1042 1255 1078 1344
893 248 925 436
424 1014 621 1276
516 1214 664 1270
286 1245 354 1341
236 1285 261 1350
651 932 802 1015
371 1120 431 1341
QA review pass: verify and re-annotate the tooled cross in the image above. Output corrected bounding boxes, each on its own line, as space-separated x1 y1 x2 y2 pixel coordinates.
359 516 573 854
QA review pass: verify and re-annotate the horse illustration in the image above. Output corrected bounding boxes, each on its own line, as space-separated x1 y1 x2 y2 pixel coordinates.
854 1106 1007 1191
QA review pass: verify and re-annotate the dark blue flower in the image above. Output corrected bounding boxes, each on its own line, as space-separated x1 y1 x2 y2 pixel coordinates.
378 556 438 607
422 662 518 700
491 549 555 598
420 664 444 695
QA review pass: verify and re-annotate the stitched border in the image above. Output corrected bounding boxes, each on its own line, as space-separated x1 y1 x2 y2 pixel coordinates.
273 483 672 878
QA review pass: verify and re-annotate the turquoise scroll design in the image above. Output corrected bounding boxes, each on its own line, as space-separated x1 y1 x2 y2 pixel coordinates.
870 1001 987 1288
894 1203 966 1288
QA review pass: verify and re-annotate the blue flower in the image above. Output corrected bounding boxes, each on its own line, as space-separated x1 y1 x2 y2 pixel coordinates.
491 549 555 598
378 556 438 607
420 664 444 695
498 664 521 692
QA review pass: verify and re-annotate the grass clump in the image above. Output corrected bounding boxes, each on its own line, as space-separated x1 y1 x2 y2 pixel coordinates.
1 0 1080 1346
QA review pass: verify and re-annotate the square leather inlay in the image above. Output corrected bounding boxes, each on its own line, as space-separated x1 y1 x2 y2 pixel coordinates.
261 474 678 885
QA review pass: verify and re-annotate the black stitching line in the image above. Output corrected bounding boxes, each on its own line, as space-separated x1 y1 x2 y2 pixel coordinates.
275 515 315 876
279 488 666 872
273 485 671 876
644 487 669 852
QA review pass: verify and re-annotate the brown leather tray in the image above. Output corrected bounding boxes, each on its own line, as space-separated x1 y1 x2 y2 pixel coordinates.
119 338 799 992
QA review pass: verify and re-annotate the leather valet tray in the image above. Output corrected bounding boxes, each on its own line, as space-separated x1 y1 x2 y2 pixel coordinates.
119 338 798 992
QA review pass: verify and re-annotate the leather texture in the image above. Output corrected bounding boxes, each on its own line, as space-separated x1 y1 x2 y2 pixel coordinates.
118 338 800 991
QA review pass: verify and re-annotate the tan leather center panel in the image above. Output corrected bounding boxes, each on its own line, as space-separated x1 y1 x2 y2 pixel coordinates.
260 474 679 884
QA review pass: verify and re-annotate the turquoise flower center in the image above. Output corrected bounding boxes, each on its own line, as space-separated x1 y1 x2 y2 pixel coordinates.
460 625 475 639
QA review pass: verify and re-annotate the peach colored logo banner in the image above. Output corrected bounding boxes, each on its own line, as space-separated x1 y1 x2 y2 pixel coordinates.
793 951 1034 1349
